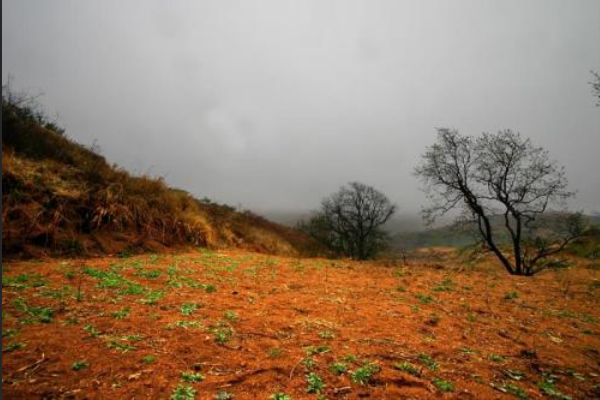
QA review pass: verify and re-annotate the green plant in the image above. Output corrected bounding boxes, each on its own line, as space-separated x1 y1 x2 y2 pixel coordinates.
2 342 25 352
72 360 89 371
168 321 203 329
318 330 334 339
302 357 316 369
306 372 325 393
466 313 477 322
224 310 238 322
13 298 54 323
268 348 282 358
141 290 165 305
181 371 205 383
394 362 421 377
418 353 439 371
112 307 131 320
213 392 233 400
212 327 233 344
329 362 349 375
142 355 156 364
306 345 330 356
351 363 380 385
415 293 434 304
269 393 291 400
538 380 572 400
107 340 137 353
433 379 454 393
344 354 358 363
488 354 506 362
503 291 520 301
83 325 100 338
181 303 199 316
432 278 454 292
171 385 196 400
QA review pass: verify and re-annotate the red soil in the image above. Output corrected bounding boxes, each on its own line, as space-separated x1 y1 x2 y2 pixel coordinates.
2 249 599 399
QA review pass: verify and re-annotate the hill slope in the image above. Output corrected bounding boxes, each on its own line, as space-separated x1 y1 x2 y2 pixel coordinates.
1 95 322 258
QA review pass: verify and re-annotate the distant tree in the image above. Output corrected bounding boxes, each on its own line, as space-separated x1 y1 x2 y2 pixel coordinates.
591 70 600 106
415 128 583 276
300 182 396 260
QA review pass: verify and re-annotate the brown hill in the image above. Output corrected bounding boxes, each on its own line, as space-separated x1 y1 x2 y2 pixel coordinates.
1 93 322 258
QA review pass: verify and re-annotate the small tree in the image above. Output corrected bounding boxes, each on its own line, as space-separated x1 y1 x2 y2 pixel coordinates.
301 182 396 260
415 128 583 276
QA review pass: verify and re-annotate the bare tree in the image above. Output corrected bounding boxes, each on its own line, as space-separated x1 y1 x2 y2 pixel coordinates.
302 182 396 260
591 70 600 106
415 128 583 276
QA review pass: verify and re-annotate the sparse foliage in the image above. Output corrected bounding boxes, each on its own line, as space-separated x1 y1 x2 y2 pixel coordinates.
415 128 583 275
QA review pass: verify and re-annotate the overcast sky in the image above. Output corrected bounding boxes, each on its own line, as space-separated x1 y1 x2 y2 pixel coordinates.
3 0 600 216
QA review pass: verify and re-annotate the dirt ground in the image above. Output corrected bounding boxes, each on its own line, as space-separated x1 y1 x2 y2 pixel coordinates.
2 249 599 399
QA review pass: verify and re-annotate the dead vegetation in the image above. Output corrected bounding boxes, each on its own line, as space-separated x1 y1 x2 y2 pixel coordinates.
2 93 322 258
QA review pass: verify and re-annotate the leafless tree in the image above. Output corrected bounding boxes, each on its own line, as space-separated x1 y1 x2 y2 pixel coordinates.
591 70 600 106
415 128 583 276
305 182 396 260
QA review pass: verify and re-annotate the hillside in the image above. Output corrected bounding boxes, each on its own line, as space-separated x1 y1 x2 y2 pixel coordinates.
1 95 322 259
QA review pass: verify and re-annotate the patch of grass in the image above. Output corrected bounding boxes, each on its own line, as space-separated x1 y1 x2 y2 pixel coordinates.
13 298 54 323
432 278 454 292
396 285 407 292
134 269 161 279
351 363 380 385
488 353 506 362
318 330 335 339
268 348 282 358
418 352 439 371
83 325 100 338
501 383 529 399
213 392 233 400
306 372 325 393
72 360 89 371
344 354 358 363
329 362 349 375
433 379 454 393
168 321 203 329
171 385 196 400
394 362 421 377
212 327 233 344
180 303 199 316
142 354 156 364
111 307 131 320
538 380 572 400
302 357 316 369
269 393 291 400
224 310 238 322
2 273 46 290
141 290 165 305
181 371 205 383
414 293 434 304
2 328 19 338
466 313 477 322
306 345 330 356
503 291 520 301
107 340 137 353
2 342 25 353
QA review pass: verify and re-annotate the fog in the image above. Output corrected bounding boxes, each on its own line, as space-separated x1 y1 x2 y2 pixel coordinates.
3 1 600 221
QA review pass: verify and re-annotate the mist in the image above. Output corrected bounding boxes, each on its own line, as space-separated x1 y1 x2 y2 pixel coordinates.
3 0 599 221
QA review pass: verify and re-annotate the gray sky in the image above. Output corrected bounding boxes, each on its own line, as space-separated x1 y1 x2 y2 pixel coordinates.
3 0 600 217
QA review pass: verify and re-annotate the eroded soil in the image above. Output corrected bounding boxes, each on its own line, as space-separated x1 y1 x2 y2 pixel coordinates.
2 249 599 399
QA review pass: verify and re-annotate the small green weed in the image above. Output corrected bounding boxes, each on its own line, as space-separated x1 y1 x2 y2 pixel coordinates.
269 393 291 400
503 291 520 301
351 363 380 385
394 362 421 377
306 372 325 393
329 362 349 375
181 303 199 316
433 379 454 393
306 346 330 356
171 385 196 400
224 310 238 322
418 353 439 371
72 360 89 371
142 354 156 364
181 371 205 383
112 307 131 320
